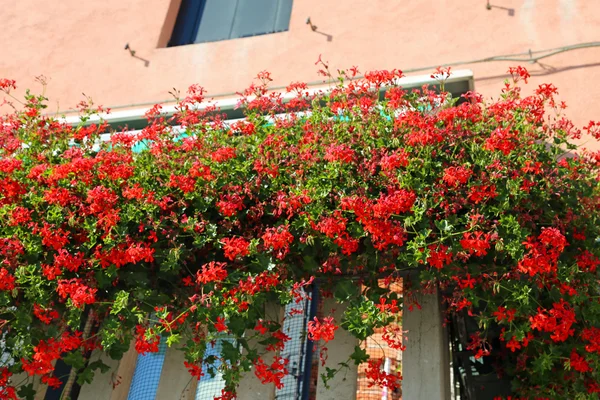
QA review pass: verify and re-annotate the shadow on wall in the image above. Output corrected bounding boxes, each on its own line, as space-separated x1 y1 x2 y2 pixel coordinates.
486 1 515 16
475 61 600 83
124 43 150 67
306 17 333 42
314 30 333 42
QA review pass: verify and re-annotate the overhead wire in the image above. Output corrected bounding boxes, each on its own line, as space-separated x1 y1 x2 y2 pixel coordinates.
401 41 600 74
58 41 600 113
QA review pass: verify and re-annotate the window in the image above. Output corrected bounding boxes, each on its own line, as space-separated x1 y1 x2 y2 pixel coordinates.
127 339 168 400
275 299 313 399
448 308 513 400
195 338 233 399
356 280 403 400
169 0 293 46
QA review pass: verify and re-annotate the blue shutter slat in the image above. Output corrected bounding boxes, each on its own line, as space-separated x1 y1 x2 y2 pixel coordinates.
194 0 238 43
169 0 206 46
170 0 292 45
274 0 293 33
230 0 278 39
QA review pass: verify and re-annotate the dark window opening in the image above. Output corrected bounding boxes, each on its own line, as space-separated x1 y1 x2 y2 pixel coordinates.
448 309 514 400
169 0 293 46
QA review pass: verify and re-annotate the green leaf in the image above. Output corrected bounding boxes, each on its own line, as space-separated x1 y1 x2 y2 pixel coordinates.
63 351 86 370
228 316 247 337
434 219 453 233
111 290 129 315
166 333 181 347
17 383 36 400
221 340 239 363
532 352 554 374
77 367 95 386
334 279 359 302
88 359 111 374
107 339 132 360
350 345 369 365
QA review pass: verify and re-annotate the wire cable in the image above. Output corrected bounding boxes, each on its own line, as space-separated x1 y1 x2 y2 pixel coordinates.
57 41 600 113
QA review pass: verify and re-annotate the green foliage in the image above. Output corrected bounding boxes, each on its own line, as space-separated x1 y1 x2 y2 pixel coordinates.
0 67 599 399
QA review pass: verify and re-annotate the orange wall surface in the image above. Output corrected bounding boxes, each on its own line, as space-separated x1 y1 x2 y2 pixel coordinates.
1 0 599 130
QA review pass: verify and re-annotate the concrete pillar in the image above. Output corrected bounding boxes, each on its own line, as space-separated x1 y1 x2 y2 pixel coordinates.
78 342 138 400
110 343 139 400
315 299 359 400
236 304 282 400
236 367 276 400
34 376 47 400
76 351 119 400
401 289 450 400
155 346 197 400
9 374 46 400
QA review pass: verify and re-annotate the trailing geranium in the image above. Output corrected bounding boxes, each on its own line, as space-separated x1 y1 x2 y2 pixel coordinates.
0 65 600 399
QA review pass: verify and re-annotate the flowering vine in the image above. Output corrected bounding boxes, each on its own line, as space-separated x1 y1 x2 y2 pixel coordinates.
0 65 599 399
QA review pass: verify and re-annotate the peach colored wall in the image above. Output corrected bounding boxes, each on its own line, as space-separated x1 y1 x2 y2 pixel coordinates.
1 0 599 130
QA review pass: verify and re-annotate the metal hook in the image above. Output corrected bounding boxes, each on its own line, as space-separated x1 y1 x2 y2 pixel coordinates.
124 43 136 57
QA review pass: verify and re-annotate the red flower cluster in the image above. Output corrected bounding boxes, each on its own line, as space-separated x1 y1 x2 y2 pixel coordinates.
529 299 576 342
134 325 160 354
427 244 453 270
168 174 197 193
56 279 97 308
266 329 291 352
570 350 592 373
380 149 409 173
21 331 82 381
508 66 531 84
576 250 599 273
315 212 359 255
364 359 401 391
581 327 600 355
214 317 228 332
0 78 16 91
324 143 355 163
468 184 498 204
0 367 17 399
341 192 411 251
211 147 236 162
443 166 472 187
33 304 59 324
376 298 400 314
221 237 250 260
307 316 338 343
485 128 517 155
197 262 228 285
518 228 568 276
0 268 15 291
493 306 516 323
262 225 294 259
1 66 600 398
253 356 289 389
184 361 204 380
467 333 491 360
460 231 492 256
94 240 155 269
217 192 245 217
381 324 406 351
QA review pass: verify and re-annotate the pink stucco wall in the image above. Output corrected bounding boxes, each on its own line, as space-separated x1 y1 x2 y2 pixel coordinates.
1 0 599 130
